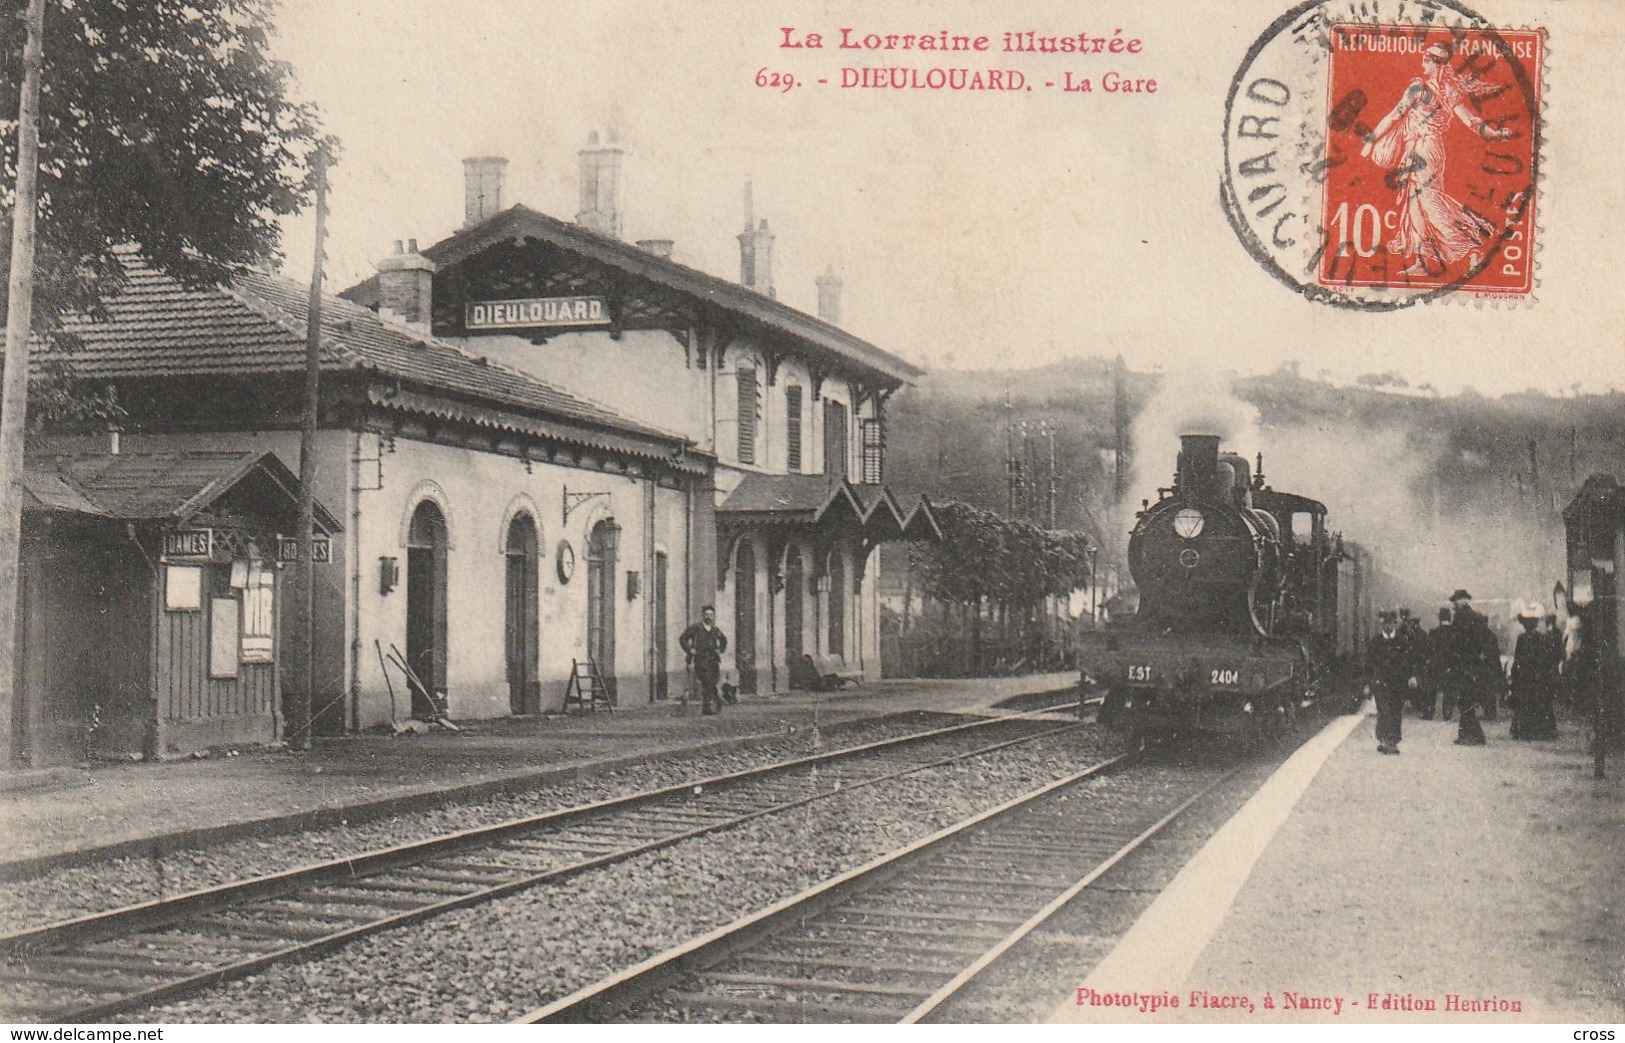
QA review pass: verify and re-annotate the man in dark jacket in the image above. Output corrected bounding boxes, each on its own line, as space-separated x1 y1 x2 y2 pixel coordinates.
1367 610 1417 754
679 605 728 715
1421 606 1452 720
1445 590 1500 746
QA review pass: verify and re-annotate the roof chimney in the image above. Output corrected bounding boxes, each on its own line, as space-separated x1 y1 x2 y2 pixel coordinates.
737 182 775 297
462 157 507 228
376 238 437 332
816 265 842 324
576 129 625 238
636 239 674 259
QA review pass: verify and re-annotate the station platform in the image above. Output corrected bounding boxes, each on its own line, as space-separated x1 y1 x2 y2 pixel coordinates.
1053 708 1625 1025
0 672 1076 878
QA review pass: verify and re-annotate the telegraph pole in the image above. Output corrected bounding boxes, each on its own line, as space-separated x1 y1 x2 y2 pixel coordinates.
290 143 329 752
0 0 48 769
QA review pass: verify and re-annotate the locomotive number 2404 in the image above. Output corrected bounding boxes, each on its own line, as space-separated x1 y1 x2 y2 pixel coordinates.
1210 668 1239 686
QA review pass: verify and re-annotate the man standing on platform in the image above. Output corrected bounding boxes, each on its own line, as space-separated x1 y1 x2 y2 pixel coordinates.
680 605 728 716
1367 610 1417 755
1426 606 1453 720
1445 590 1499 746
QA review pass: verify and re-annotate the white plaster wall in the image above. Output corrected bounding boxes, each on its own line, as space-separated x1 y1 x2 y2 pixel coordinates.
350 435 665 725
450 328 712 449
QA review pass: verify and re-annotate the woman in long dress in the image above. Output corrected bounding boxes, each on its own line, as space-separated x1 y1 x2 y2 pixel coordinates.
1361 42 1517 277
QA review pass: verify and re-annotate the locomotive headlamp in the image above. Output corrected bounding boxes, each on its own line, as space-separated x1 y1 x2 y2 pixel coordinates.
1173 508 1205 538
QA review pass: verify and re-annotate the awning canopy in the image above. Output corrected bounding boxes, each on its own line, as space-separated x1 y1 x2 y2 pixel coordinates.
22 449 342 535
719 473 940 543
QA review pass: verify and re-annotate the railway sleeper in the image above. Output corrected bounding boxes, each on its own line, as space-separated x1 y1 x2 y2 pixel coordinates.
811 920 1009 944
743 951 962 978
703 971 930 1000
832 905 1027 927
306 889 443 912
341 876 476 897
784 927 991 956
912 870 1070 891
394 867 512 886
666 989 910 1022
16 952 203 977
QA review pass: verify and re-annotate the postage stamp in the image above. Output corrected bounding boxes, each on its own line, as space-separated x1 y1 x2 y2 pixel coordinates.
1222 0 1545 309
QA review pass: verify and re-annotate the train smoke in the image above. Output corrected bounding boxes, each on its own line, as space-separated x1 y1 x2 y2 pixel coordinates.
1126 366 1260 519
1127 368 1566 636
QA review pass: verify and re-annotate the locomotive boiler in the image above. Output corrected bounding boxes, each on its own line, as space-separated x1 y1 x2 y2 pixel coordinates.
1080 434 1371 743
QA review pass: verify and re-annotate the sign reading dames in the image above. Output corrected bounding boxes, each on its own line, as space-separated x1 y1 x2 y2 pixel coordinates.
466 296 609 330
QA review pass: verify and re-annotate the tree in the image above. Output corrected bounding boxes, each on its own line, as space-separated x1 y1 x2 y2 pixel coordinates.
2 0 327 354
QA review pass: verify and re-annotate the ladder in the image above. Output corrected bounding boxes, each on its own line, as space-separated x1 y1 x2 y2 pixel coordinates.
564 657 614 713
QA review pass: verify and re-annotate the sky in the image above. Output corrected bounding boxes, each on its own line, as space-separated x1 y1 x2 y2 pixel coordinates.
268 0 1625 396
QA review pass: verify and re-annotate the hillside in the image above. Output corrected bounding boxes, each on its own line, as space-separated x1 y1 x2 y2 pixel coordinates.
886 358 1625 613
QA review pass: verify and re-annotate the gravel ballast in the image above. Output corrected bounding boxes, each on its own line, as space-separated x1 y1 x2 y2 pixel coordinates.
0 711 999 933
128 727 1118 1023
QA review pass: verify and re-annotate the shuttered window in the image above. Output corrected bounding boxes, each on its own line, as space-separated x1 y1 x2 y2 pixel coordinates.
737 367 758 464
824 399 848 477
785 386 803 472
861 418 884 485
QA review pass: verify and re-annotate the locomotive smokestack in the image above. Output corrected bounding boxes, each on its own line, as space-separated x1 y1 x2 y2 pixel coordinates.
1178 434 1221 494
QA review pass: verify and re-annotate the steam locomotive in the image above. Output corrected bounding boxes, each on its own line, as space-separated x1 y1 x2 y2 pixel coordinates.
1081 434 1373 743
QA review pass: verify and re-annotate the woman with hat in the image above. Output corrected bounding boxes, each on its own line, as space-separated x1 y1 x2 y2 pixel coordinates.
1510 601 1561 740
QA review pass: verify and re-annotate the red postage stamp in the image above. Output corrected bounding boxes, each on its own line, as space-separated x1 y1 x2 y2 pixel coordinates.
1317 24 1543 297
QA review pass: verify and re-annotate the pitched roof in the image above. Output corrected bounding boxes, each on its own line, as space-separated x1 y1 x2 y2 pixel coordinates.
44 250 692 457
340 205 924 387
23 449 342 532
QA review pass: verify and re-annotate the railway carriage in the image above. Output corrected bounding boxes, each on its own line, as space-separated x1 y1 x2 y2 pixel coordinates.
1081 434 1368 744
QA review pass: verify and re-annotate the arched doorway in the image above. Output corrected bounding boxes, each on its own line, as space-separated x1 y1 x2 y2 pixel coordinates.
586 518 620 702
504 514 540 714
827 548 846 659
784 545 804 674
735 538 757 694
406 501 448 717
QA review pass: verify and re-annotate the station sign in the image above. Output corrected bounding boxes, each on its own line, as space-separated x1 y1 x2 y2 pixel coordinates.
278 535 333 564
163 529 214 561
466 296 609 331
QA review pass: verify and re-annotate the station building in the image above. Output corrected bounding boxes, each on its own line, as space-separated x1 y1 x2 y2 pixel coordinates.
342 140 938 698
12 136 933 764
18 247 706 763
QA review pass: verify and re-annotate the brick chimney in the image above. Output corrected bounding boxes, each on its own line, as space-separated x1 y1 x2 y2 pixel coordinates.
816 265 842 324
737 182 775 297
636 239 674 259
376 238 436 332
462 157 507 228
576 130 625 237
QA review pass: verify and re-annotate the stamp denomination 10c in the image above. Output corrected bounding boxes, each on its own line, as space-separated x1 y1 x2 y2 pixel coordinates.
1223 1 1544 309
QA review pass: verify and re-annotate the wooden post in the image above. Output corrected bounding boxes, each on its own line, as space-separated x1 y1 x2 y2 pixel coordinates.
0 0 48 769
289 144 328 751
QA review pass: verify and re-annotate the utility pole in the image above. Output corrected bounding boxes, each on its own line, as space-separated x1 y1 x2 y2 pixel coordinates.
0 0 48 769
290 143 329 752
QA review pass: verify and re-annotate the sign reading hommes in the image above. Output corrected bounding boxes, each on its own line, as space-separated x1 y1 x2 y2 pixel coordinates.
467 296 609 330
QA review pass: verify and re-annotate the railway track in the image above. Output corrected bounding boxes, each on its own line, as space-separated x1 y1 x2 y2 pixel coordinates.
521 748 1238 1024
0 702 1086 1022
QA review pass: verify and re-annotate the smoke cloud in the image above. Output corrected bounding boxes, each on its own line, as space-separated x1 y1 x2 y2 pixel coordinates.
1126 369 1566 639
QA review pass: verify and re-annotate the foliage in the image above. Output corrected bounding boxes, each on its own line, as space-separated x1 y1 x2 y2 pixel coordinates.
909 500 1092 609
2 0 328 425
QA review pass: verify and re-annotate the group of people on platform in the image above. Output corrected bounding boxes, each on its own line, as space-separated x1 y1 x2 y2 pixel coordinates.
1366 589 1566 755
